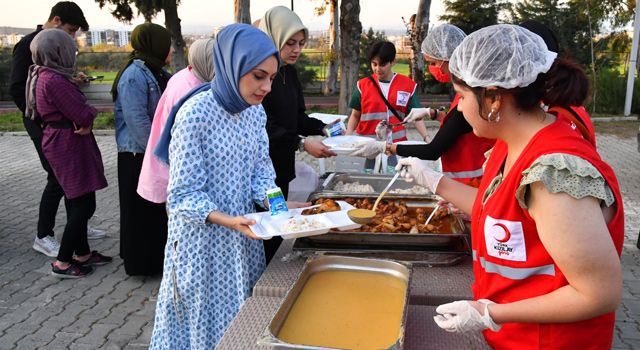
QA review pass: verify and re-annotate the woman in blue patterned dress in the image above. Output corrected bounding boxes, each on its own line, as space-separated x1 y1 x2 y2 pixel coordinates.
149 24 280 349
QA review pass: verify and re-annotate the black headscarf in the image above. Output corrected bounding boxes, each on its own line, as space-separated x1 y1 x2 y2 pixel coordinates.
111 22 172 101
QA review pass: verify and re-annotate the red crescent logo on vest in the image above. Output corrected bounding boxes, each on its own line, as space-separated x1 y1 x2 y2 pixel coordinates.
492 223 511 242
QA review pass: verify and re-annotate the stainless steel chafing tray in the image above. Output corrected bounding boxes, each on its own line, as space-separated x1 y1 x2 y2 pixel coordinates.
306 193 467 237
297 193 470 264
257 256 411 350
318 173 436 199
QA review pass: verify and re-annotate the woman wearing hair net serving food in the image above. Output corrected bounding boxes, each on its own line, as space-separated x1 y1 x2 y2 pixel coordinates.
350 24 495 188
397 24 624 349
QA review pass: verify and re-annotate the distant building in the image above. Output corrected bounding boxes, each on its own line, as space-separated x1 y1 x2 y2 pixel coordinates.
77 29 130 48
104 29 130 47
0 33 25 47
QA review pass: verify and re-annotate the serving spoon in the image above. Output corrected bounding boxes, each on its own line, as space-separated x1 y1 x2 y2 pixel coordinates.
347 167 405 225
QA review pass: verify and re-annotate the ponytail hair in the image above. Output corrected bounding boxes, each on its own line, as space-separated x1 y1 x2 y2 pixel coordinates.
543 58 589 107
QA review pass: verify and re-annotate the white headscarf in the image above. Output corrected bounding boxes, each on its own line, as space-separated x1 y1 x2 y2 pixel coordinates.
258 6 308 55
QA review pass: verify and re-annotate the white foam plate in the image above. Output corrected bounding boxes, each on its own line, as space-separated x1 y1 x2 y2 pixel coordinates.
308 112 348 124
244 200 361 239
322 135 372 155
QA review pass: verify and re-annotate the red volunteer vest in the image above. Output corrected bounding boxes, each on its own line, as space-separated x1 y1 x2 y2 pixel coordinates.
547 105 596 147
355 74 415 142
440 95 496 187
471 116 624 350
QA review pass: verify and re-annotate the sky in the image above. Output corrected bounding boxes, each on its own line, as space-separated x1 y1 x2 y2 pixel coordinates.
0 0 446 34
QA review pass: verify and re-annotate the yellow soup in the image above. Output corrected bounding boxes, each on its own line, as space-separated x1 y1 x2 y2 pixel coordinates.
277 270 407 350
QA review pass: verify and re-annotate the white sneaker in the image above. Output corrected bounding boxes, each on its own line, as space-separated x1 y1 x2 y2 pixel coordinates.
87 226 106 240
33 236 61 257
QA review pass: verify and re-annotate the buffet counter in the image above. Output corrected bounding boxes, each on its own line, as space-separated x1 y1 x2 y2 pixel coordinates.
253 239 474 305
216 240 488 350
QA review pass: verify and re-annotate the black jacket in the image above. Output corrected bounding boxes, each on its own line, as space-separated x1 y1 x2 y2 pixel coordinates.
396 108 473 160
262 64 325 185
9 25 42 114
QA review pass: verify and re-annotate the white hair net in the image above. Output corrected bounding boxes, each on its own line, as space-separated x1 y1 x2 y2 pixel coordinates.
421 24 466 61
448 24 557 89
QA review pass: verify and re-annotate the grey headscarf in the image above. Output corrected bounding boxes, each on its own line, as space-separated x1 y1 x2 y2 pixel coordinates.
25 29 77 120
188 38 215 82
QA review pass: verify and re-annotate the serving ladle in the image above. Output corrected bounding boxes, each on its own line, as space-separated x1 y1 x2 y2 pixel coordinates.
347 167 405 225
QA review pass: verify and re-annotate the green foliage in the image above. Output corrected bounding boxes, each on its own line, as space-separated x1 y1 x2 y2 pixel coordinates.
585 69 640 115
594 32 631 71
509 0 634 66
439 0 503 34
358 27 387 77
95 0 173 22
76 52 130 72
294 53 318 89
0 48 12 100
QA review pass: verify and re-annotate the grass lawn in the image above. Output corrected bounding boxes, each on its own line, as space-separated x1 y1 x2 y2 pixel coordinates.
307 63 410 80
81 71 117 84
0 112 115 131
0 107 339 131
594 120 640 138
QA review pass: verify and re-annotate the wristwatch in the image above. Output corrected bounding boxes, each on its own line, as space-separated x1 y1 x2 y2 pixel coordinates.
298 137 306 152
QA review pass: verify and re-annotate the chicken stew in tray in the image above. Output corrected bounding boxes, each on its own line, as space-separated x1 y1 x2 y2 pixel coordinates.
305 198 456 234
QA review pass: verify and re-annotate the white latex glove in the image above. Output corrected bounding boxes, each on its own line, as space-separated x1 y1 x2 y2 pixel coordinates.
405 107 433 123
433 299 501 333
375 121 391 141
395 157 444 193
349 140 386 159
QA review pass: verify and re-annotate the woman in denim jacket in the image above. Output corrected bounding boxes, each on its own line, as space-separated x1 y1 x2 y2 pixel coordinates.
112 22 173 276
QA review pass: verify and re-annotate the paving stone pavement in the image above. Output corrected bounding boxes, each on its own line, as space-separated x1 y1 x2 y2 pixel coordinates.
0 129 639 349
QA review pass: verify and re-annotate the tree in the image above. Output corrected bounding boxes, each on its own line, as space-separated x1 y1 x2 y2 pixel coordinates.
314 0 339 96
439 0 502 34
509 0 636 112
234 0 251 24
339 0 362 114
409 0 431 93
95 0 186 71
510 0 635 65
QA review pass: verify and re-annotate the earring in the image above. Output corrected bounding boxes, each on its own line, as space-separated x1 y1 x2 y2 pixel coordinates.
487 109 501 123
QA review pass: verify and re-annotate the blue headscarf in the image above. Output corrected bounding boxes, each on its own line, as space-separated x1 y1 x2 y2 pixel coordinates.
154 24 279 164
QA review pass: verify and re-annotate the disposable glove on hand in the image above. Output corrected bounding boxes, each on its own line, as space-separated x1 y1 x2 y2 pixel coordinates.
349 140 386 159
396 157 444 193
405 107 433 123
433 299 501 333
375 121 391 141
